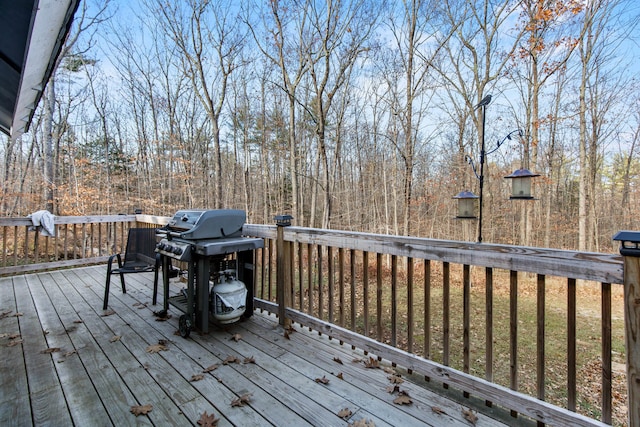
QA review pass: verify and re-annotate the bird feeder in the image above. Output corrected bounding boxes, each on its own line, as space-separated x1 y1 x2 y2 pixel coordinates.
453 191 478 219
504 168 540 200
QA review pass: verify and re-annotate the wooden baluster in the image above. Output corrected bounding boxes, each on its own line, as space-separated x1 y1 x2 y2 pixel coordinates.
601 281 612 424
537 273 546 427
510 269 518 418
568 277 577 412
363 251 369 337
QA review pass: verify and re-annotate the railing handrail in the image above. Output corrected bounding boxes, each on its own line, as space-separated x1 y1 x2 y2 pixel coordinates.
243 224 624 284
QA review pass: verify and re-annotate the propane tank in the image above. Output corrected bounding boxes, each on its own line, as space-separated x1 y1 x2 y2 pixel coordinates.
210 270 247 324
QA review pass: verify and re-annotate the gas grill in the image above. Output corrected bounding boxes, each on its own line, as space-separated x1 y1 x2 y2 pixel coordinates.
156 209 264 337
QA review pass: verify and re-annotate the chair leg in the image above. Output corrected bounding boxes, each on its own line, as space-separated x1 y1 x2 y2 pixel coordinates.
119 272 126 294
152 257 160 305
104 253 122 310
104 265 113 310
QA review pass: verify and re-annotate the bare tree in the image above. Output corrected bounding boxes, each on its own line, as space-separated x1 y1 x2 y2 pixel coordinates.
246 0 313 224
154 0 246 208
303 0 380 228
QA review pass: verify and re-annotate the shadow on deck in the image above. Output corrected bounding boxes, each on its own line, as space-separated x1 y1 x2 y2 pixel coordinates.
0 266 516 426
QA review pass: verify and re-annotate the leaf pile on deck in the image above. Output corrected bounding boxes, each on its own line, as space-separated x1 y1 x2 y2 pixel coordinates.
231 393 252 407
130 404 152 416
197 411 219 426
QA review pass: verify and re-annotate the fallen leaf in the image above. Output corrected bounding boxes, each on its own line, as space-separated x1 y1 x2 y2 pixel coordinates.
9 333 21 339
0 333 8 338
333 357 343 364
350 419 375 426
41 347 61 354
146 344 168 353
101 310 115 317
158 339 168 346
432 406 447 415
383 367 396 374
14 312 23 317
203 364 220 373
230 333 242 342
130 404 153 416
393 390 412 405
386 384 400 394
7 338 23 347
388 374 404 384
284 331 290 340
223 355 240 365
337 408 352 419
190 374 205 382
363 357 379 369
336 372 344 380
315 375 330 384
462 408 478 426
243 356 255 364
63 350 77 357
197 411 219 426
352 357 364 363
0 310 12 319
153 309 171 321
109 335 121 343
230 393 252 407
73 320 83 324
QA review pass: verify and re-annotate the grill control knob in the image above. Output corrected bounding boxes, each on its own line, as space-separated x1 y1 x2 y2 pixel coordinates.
172 247 183 255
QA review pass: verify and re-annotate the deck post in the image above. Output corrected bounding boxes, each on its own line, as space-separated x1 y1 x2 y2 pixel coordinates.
275 215 293 327
613 231 640 427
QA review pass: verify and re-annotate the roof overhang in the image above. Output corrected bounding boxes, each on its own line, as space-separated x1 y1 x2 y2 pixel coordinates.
0 0 80 140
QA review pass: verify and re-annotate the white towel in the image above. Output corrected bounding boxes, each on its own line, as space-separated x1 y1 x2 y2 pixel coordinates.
28 210 56 237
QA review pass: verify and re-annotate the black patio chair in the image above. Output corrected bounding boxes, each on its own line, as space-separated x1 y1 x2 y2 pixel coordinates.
103 227 160 310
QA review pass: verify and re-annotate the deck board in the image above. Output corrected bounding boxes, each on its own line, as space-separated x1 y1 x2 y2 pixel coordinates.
0 276 31 425
0 266 511 426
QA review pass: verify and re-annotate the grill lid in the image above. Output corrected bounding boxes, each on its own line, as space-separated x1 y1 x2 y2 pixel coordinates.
165 209 246 240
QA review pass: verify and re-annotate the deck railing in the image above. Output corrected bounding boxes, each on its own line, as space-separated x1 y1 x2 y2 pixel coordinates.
243 222 637 427
0 214 169 276
1 214 637 426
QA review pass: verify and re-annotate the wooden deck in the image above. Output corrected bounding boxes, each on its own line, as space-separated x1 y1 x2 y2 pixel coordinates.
0 266 514 426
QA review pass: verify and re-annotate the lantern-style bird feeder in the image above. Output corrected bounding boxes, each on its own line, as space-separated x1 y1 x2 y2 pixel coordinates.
453 191 479 219
504 168 540 200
